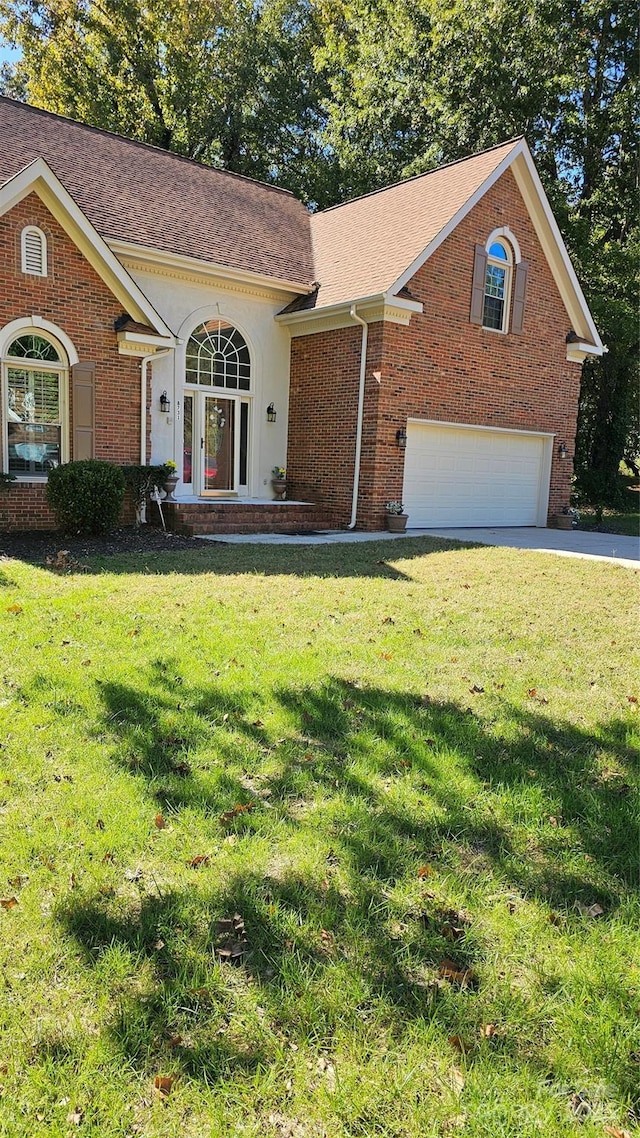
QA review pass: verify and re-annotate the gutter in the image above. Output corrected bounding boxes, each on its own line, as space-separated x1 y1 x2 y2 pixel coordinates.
348 305 368 530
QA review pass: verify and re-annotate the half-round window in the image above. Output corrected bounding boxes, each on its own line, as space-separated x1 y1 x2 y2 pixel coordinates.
185 320 251 390
7 334 61 362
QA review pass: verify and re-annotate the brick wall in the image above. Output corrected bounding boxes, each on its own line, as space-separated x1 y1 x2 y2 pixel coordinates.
288 168 583 529
0 192 141 530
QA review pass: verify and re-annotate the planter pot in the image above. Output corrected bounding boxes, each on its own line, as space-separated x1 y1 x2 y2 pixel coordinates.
163 474 179 502
386 513 408 533
272 478 287 501
552 514 573 529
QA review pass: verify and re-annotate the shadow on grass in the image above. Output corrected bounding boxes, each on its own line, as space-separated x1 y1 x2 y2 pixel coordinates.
22 534 482 580
54 667 638 1090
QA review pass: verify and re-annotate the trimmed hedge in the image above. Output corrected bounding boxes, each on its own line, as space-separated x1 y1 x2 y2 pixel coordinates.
46 460 126 535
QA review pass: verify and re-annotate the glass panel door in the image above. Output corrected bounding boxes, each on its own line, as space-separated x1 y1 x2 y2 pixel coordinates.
202 396 235 493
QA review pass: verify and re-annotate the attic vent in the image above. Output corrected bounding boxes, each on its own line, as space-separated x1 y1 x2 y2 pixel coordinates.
21 226 48 277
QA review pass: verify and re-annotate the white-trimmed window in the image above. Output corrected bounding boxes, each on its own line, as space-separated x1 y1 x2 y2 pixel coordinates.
21 226 48 277
3 333 67 476
483 238 512 332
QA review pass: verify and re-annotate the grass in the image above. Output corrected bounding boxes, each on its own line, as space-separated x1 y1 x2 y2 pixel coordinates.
0 536 638 1138
578 507 640 537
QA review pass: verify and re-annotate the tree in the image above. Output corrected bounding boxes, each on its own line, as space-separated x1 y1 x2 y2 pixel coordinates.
0 0 332 198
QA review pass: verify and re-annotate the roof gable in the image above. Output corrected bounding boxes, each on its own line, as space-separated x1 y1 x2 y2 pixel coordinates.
0 97 315 289
0 157 173 338
306 139 602 353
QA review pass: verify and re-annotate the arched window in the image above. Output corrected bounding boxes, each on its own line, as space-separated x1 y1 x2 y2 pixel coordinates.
21 226 48 277
3 332 67 475
185 319 251 390
483 238 512 331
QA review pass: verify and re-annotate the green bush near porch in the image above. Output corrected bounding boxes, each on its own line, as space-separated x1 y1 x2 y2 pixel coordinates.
46 459 126 535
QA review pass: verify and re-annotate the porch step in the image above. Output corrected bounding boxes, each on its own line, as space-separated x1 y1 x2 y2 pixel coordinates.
159 500 332 536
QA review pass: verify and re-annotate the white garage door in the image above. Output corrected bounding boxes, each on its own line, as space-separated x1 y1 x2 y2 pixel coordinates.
403 421 550 528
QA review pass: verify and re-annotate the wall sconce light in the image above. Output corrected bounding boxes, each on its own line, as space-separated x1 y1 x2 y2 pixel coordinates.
159 390 171 414
266 402 277 423
396 427 407 449
558 441 568 460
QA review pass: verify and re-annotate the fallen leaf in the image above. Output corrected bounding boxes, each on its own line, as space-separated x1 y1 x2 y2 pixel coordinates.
438 959 478 988
219 801 256 824
167 1034 183 1049
417 865 433 879
66 1107 84 1125
441 922 465 941
549 815 559 827
586 903 604 918
569 1091 592 1119
448 1035 471 1054
0 897 18 909
6 603 22 614
7 874 28 889
380 652 393 660
124 867 143 882
480 1023 497 1038
154 1075 174 1097
382 616 395 624
188 854 210 868
153 938 165 950
251 719 264 727
96 818 105 830
469 684 484 694
154 813 167 829
627 696 638 704
527 688 537 697
604 1127 632 1138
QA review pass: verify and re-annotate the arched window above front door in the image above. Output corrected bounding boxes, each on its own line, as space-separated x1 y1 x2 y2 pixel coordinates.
185 320 251 390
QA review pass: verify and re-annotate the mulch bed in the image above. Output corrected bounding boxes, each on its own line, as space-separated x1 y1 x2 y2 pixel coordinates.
0 525 202 566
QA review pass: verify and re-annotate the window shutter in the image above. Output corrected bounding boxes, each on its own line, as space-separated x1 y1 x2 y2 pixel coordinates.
470 244 488 325
511 261 529 333
71 362 95 460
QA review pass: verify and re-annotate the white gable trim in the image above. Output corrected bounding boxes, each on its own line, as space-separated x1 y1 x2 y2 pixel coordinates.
386 143 523 300
0 158 174 339
386 139 603 355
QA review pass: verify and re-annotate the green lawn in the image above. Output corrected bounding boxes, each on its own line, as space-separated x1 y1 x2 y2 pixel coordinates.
0 537 638 1138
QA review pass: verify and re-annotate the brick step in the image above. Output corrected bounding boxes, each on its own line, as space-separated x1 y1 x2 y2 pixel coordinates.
179 521 331 536
157 499 332 536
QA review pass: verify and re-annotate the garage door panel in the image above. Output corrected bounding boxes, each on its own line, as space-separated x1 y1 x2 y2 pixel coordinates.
403 422 547 528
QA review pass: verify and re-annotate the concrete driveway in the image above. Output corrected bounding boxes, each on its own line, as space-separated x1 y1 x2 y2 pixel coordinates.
202 525 639 566
417 526 639 567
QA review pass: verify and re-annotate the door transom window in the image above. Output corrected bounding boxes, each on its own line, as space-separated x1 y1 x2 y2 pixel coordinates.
185 320 251 390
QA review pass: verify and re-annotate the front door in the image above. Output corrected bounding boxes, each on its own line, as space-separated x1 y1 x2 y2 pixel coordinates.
202 395 235 494
181 391 250 496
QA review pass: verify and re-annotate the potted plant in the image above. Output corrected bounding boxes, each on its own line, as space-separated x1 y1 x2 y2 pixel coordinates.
385 500 409 532
163 459 179 502
551 506 579 529
272 465 287 501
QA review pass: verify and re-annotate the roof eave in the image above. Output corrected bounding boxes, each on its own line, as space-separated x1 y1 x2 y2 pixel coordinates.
108 238 316 297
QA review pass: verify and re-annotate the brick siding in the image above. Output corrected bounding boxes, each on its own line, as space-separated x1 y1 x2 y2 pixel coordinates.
0 193 141 530
288 168 583 530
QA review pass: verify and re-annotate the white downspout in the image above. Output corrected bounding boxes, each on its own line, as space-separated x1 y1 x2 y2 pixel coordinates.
140 348 173 465
348 305 368 529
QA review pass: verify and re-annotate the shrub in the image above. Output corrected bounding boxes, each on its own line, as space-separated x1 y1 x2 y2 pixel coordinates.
46 460 126 535
122 464 168 525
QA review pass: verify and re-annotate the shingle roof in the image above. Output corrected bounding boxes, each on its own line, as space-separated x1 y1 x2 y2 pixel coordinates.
308 140 522 309
0 97 315 287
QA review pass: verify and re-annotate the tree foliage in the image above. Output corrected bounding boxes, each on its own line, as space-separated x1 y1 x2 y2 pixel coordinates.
1 0 637 484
